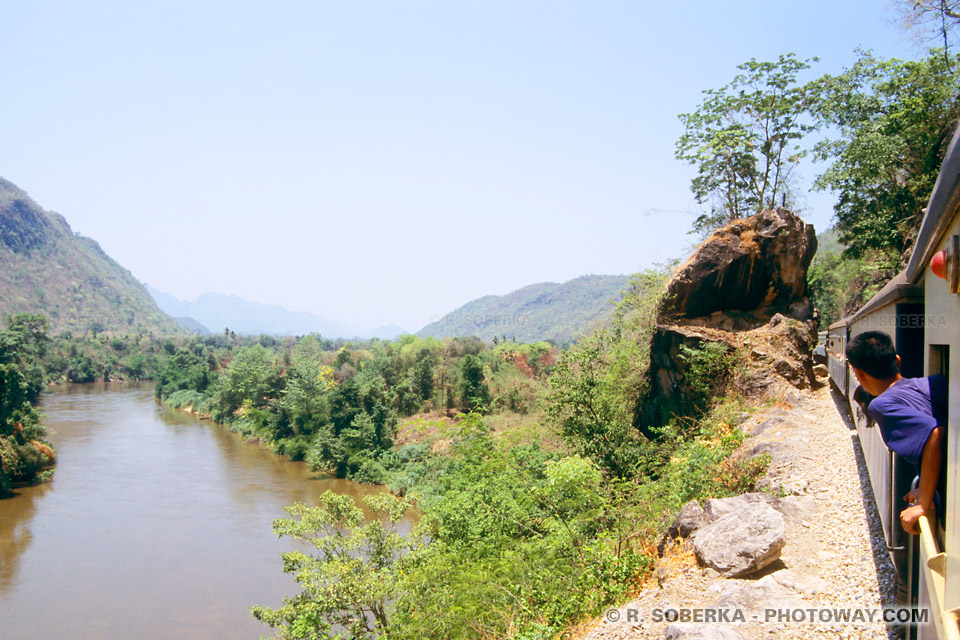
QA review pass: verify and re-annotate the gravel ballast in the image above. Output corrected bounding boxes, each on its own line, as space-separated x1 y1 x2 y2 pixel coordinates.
575 384 899 640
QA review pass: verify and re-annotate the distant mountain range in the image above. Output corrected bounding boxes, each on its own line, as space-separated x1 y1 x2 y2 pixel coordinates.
146 287 407 340
0 177 632 344
418 274 631 344
0 178 181 336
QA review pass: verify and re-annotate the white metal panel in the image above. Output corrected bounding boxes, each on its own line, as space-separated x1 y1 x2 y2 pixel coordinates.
925 217 960 614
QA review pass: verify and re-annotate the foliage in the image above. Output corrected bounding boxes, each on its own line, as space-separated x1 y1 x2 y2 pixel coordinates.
388 415 652 639
162 389 211 413
154 349 211 399
255 399 769 640
0 314 54 493
634 400 769 538
251 491 419 640
210 345 282 422
807 230 899 325
894 0 960 58
809 49 960 259
146 331 553 481
676 54 818 234
547 268 670 477
677 342 737 415
458 354 490 412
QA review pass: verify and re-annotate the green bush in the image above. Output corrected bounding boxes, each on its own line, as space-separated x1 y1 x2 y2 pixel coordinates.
163 389 210 412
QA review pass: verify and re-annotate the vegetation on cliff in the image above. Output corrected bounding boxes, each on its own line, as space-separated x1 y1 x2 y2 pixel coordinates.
0 178 181 337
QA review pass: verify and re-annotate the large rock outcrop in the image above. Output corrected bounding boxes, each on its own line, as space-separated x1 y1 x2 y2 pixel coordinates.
638 209 818 429
661 208 817 325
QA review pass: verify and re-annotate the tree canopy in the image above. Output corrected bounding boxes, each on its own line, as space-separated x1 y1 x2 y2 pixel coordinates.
810 49 960 260
676 54 818 234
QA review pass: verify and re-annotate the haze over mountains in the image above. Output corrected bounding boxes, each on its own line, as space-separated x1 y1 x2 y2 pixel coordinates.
151 276 631 344
0 177 630 344
146 287 407 339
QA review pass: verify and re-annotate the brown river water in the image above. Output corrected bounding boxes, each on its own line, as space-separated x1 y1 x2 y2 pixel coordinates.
0 382 406 639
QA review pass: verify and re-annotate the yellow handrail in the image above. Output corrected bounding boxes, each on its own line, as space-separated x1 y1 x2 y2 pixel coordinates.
917 515 960 640
944 610 960 640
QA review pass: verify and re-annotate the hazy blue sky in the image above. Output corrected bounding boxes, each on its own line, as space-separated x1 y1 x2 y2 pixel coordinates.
0 1 928 331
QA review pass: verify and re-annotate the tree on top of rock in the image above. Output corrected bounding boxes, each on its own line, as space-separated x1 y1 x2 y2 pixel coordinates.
676 54 818 236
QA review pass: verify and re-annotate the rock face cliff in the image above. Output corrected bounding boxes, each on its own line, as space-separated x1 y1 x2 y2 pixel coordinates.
640 209 818 429
661 208 817 326
0 178 181 336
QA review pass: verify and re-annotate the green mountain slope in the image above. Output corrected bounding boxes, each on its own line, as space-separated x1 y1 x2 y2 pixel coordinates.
418 274 630 344
0 178 180 336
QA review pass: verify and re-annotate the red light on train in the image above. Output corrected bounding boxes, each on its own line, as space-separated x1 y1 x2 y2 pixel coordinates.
930 234 960 293
932 249 949 279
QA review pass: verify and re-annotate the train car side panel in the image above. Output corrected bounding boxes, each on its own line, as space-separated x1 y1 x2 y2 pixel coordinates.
924 222 960 615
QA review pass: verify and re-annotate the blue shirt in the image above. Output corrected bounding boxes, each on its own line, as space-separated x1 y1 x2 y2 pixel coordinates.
867 375 948 466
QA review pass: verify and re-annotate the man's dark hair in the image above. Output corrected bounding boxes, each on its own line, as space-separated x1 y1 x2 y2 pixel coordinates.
846 331 900 379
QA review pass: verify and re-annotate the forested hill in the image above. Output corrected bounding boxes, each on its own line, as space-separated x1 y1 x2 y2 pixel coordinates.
418 274 630 344
0 178 180 336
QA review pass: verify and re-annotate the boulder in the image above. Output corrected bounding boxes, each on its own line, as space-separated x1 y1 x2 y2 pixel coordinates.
702 493 776 521
691 501 786 577
665 623 751 640
715 574 808 611
660 208 816 323
669 499 708 538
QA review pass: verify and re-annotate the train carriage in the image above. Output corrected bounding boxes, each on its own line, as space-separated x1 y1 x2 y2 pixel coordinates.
827 126 960 640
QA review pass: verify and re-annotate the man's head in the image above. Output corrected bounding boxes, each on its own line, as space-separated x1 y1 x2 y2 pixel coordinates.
846 331 901 381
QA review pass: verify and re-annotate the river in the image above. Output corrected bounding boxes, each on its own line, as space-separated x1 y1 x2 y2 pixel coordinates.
0 382 403 639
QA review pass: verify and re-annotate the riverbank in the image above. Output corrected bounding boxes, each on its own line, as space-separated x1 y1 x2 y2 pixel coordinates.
1 383 400 640
575 381 897 640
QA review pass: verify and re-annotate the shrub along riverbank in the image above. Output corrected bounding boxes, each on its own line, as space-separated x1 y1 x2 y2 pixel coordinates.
0 314 56 494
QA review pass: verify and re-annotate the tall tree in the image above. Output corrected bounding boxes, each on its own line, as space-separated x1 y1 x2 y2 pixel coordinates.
676 54 818 234
809 49 960 259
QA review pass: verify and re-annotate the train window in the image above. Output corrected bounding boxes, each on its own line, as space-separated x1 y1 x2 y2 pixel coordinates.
896 303 925 378
929 344 950 378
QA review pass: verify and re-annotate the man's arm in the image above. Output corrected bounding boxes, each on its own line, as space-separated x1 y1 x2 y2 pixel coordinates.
901 426 943 534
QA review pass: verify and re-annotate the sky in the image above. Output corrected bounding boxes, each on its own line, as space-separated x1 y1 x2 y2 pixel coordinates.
0 1 932 331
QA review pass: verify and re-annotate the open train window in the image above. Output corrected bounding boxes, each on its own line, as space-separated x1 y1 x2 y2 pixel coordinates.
929 344 949 378
896 303 925 378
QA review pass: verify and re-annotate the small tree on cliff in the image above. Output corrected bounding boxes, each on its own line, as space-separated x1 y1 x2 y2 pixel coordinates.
676 54 818 235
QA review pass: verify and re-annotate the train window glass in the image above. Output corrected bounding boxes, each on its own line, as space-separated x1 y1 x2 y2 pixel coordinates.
929 344 949 378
